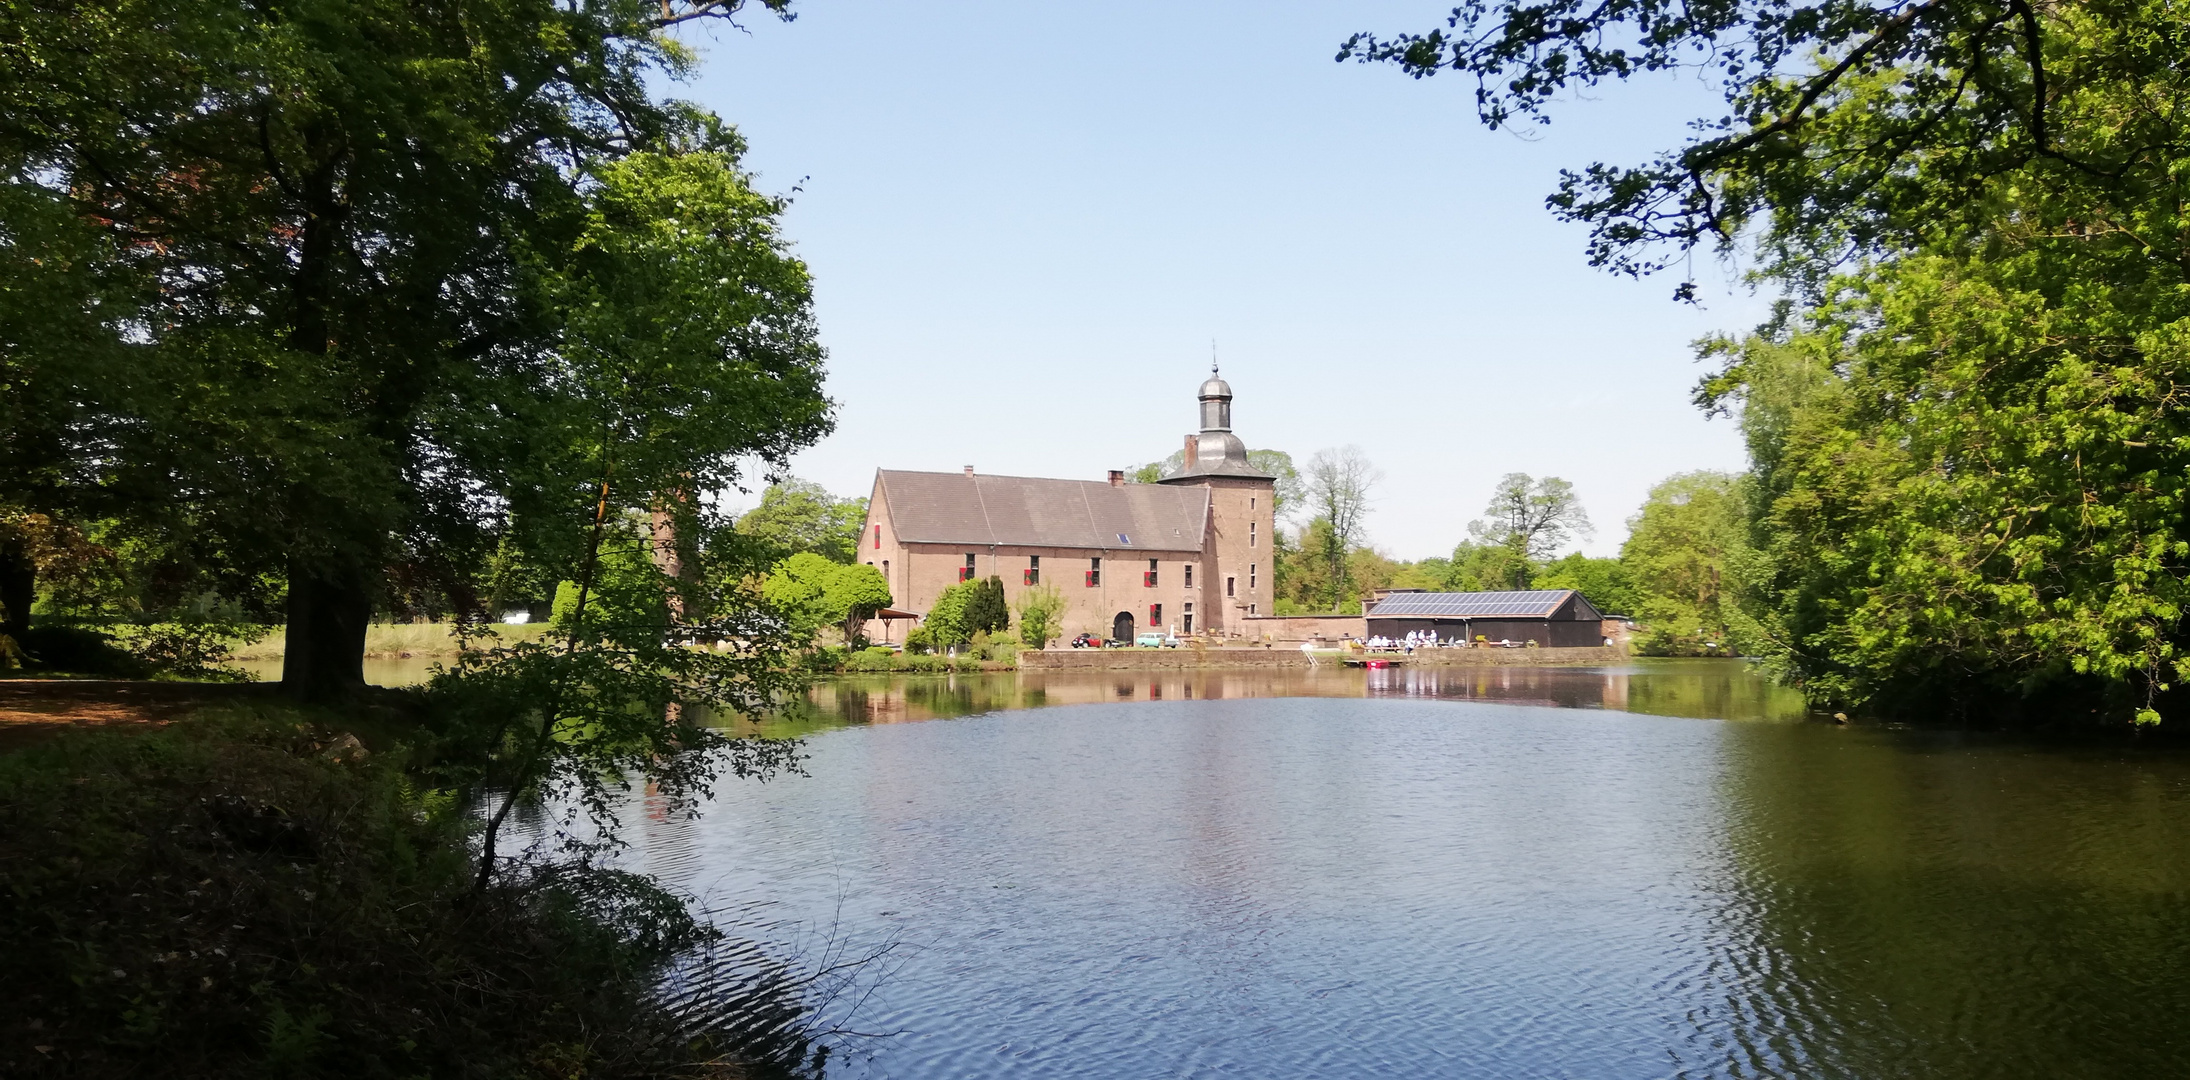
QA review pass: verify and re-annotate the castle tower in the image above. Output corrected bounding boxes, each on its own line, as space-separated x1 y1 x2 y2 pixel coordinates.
1160 364 1275 636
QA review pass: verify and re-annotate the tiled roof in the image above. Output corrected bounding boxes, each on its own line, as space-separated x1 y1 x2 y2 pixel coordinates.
876 470 1208 552
1366 590 1599 620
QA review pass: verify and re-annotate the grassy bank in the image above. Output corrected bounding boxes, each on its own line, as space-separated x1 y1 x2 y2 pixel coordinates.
805 644 1017 674
230 621 557 661
0 701 805 1078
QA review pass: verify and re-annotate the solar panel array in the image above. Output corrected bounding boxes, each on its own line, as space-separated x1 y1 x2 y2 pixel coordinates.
1366 590 1571 619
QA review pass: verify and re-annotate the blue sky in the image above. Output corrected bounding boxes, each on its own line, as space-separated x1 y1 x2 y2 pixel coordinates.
675 1 1770 559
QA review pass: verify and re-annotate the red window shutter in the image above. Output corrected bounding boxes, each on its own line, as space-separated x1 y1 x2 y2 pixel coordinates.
1085 570 1098 587
1143 571 1157 587
1023 569 1037 586
1148 605 1160 626
873 524 880 549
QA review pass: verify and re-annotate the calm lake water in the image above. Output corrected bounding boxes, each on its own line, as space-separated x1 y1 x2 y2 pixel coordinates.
584 662 2190 1079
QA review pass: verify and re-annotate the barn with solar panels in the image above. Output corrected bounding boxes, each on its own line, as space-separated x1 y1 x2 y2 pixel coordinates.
1363 589 1607 647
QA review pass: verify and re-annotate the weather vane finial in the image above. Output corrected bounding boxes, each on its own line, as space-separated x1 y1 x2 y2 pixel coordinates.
1211 339 1219 375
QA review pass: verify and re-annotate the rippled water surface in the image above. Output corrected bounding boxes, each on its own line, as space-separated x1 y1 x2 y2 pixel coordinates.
619 663 2190 1078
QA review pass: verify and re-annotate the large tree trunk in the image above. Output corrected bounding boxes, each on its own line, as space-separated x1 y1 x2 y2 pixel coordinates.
0 534 33 646
281 553 372 699
278 130 372 700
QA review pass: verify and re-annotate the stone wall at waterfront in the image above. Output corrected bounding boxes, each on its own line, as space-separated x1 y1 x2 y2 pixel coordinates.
1018 645 1625 671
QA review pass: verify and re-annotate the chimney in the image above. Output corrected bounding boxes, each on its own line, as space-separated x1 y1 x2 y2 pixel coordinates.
963 465 975 477
1107 469 1124 487
1183 434 1199 471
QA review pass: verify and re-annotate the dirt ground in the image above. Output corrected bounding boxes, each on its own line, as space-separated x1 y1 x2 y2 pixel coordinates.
0 680 276 750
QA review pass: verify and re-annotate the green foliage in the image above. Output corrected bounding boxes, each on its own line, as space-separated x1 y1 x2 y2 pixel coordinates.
0 0 829 694
903 625 937 655
921 581 977 651
1014 584 1067 649
1343 0 2121 294
1355 0 2190 723
735 478 868 563
1533 553 1639 617
548 524 670 634
828 562 894 645
0 706 797 1076
1443 540 1535 593
113 613 270 682
1132 448 1302 520
1619 472 1757 656
1467 473 1592 570
761 555 891 650
964 575 1009 638
760 552 891 643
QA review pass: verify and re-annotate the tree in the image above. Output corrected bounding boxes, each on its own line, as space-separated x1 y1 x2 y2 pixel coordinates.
1619 473 1755 655
922 580 977 651
1014 584 1066 649
1132 448 1301 520
1533 553 1639 616
1341 0 2135 299
0 0 819 699
758 553 892 645
1246 450 1306 523
735 478 868 563
964 575 1010 638
1466 474 1592 585
1443 540 1535 593
1303 447 1380 607
829 563 893 646
1351 1 2190 722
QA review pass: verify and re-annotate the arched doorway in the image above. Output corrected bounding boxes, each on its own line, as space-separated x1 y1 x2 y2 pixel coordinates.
1112 611 1135 642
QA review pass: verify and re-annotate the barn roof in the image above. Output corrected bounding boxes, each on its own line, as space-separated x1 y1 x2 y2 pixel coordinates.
1365 590 1601 620
875 470 1208 553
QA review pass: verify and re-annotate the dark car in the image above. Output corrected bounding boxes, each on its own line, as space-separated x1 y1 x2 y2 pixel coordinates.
1069 633 1105 649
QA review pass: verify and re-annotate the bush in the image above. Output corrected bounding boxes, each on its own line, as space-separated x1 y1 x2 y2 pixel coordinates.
15 624 147 677
904 626 935 655
801 644 849 673
843 647 900 673
0 707 804 1077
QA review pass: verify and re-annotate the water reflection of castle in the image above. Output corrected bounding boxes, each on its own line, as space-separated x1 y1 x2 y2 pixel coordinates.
801 666 1807 726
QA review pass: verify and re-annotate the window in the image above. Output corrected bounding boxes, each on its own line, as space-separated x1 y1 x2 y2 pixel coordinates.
883 559 889 581
1251 497 1256 510
873 524 881 549
1087 556 1101 587
1249 603 1257 615
1148 603 1162 627
1182 603 1194 634
1024 555 1041 586
1249 521 1256 547
1144 558 1158 588
960 553 976 583
1250 563 1257 590
1226 576 1235 598
1184 565 1193 588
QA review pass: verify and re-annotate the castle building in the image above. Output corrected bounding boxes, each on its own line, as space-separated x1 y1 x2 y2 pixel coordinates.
860 369 1275 643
